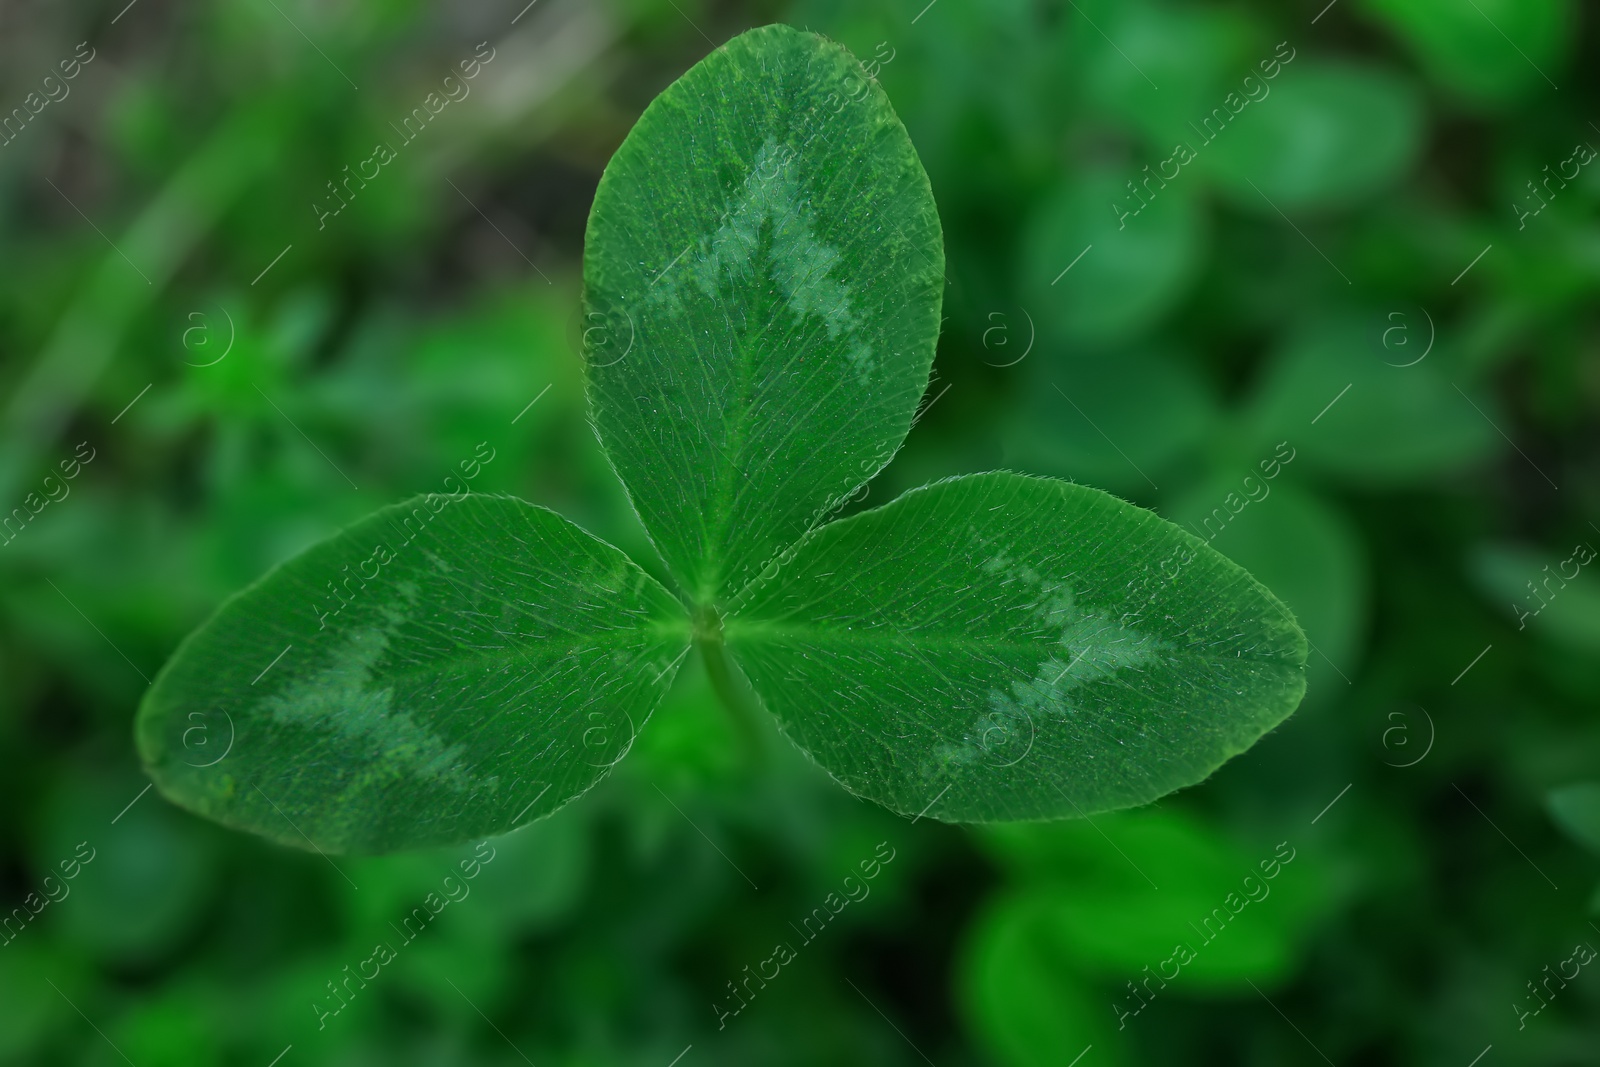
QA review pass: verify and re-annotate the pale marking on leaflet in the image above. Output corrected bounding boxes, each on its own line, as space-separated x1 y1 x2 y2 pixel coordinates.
645 140 877 383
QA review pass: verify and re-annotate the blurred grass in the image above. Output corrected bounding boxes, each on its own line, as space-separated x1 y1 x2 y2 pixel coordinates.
2 0 1598 1064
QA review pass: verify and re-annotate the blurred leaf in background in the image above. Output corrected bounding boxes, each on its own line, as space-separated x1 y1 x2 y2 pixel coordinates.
2 0 1598 1064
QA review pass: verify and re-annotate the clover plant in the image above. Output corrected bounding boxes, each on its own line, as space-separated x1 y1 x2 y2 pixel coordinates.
136 25 1307 854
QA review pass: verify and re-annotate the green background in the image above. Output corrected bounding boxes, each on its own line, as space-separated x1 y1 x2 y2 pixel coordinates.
2 0 1597 1064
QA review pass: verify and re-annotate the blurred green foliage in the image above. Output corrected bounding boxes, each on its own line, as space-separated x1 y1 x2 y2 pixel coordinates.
1 0 1597 1064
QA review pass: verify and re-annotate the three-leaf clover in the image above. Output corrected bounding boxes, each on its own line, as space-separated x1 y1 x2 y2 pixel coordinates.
136 25 1307 855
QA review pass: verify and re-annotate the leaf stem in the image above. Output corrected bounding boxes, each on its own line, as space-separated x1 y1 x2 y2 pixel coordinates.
693 606 766 765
